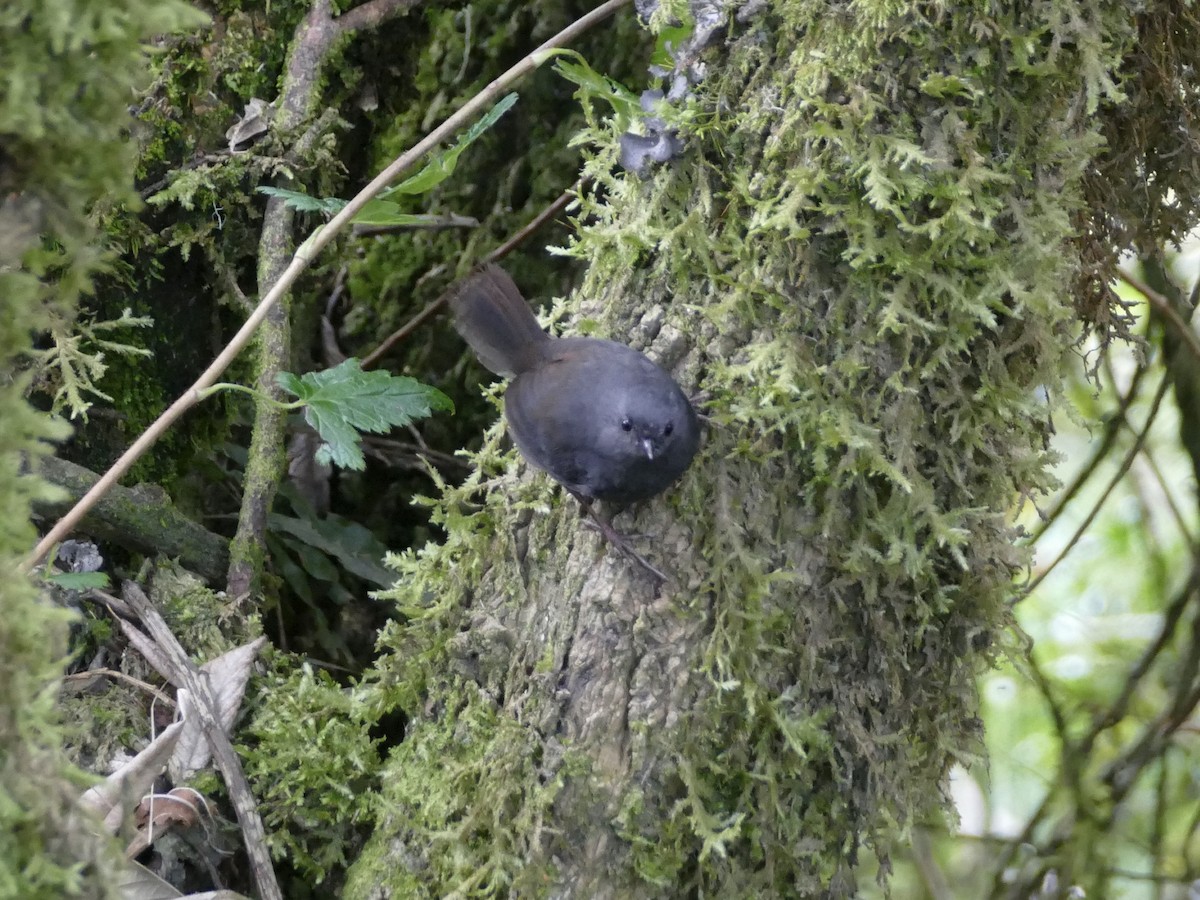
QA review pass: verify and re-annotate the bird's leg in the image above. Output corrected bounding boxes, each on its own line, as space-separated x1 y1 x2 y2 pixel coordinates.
688 390 715 427
568 491 668 583
579 507 651 543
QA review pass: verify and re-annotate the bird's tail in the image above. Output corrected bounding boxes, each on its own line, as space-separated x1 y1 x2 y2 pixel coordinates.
449 264 549 376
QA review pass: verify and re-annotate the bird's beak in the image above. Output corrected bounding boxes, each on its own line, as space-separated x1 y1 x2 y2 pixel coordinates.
641 438 655 460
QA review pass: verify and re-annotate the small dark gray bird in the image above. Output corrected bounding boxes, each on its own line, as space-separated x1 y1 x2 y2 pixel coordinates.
451 264 700 576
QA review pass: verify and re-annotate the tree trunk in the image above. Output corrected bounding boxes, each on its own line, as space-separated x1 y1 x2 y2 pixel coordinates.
350 1 1137 895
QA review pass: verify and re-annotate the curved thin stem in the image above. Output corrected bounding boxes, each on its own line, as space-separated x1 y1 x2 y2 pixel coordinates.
197 382 302 409
1015 372 1171 602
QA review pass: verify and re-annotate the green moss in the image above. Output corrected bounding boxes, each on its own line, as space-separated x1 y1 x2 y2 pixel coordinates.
533 639 557 674
152 560 260 658
60 680 153 774
0 0 209 893
359 691 562 893
57 0 318 494
56 316 217 490
561 0 1131 887
364 686 564 896
342 825 431 899
242 657 381 887
615 788 687 888
351 0 1161 895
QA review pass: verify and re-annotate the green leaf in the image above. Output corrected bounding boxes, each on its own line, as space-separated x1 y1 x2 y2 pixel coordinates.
348 200 459 228
44 571 110 590
277 358 454 471
257 94 516 234
651 13 695 71
256 186 346 215
921 73 979 99
549 51 640 129
383 92 519 198
265 532 316 605
268 513 395 587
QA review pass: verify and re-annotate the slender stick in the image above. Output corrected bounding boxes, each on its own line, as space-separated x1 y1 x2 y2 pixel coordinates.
360 184 576 370
1015 373 1170 602
22 0 631 572
1116 267 1200 361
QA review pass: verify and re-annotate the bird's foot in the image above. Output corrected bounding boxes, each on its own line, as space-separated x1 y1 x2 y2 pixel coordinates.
580 518 651 543
688 390 715 427
570 493 668 583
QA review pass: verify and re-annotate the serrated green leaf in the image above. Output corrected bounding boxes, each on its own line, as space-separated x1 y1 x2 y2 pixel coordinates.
277 359 453 471
383 93 519 198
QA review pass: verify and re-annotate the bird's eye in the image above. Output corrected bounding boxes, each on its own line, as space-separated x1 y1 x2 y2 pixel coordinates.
621 419 633 432
664 422 674 436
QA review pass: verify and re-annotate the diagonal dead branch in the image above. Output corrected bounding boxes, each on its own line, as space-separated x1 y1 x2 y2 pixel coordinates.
119 581 279 900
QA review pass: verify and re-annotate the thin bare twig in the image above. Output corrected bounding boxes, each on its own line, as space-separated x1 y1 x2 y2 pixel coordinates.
334 0 417 32
911 827 953 900
1140 445 1196 548
23 0 632 571
363 436 471 473
488 184 577 261
1024 358 1148 547
1117 267 1200 362
62 667 176 708
1016 373 1170 601
359 184 576 370
1081 566 1200 753
986 790 1055 898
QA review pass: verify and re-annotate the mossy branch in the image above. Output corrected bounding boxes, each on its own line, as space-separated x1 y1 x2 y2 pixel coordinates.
32 455 230 584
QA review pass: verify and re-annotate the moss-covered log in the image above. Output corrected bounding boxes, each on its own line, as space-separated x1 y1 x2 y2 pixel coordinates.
31 455 229 583
344 1 1185 896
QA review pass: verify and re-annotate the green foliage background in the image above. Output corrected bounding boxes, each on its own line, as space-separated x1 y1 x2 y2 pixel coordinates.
865 269 1200 897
